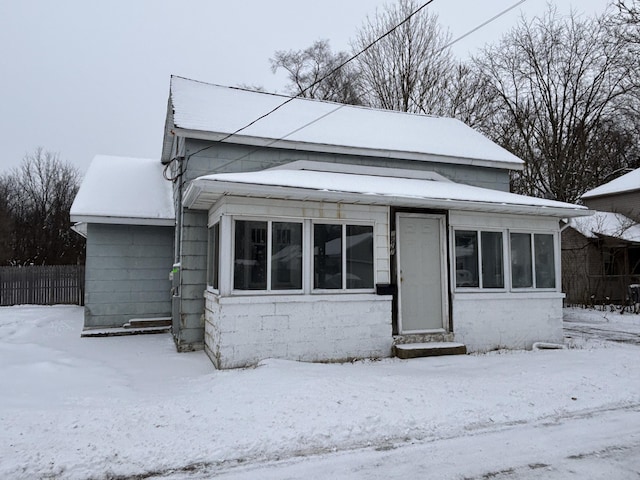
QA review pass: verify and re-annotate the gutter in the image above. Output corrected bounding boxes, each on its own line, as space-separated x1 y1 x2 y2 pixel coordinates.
184 179 592 219
171 127 525 172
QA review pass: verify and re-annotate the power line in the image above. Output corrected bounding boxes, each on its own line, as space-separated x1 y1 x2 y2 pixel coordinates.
444 0 527 49
177 0 529 179
215 0 437 146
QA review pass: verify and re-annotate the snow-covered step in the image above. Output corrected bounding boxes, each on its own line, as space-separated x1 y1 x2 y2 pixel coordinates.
81 325 170 338
123 317 172 329
394 342 467 359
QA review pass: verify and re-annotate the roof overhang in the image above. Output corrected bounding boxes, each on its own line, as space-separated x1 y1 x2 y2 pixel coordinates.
170 127 525 171
69 215 175 227
184 176 590 219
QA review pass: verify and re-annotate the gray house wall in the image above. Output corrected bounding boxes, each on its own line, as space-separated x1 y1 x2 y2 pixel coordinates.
584 191 640 223
168 137 513 351
84 223 174 329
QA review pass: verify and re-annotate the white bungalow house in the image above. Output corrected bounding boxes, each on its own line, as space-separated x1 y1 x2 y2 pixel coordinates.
73 76 591 369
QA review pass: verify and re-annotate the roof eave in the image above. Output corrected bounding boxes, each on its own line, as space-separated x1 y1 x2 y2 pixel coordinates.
70 214 175 227
184 179 590 219
172 127 525 171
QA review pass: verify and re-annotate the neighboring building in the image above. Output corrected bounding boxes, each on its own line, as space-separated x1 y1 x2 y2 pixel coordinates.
581 168 640 223
73 76 590 368
562 168 640 305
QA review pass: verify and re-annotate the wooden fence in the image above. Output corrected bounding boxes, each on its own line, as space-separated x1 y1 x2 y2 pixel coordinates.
0 265 85 306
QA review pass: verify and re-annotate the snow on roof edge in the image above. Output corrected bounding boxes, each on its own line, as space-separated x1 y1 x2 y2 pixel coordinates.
168 76 524 168
582 168 640 199
70 155 175 223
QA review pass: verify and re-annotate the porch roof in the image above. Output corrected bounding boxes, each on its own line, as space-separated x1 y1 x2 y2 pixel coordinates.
184 165 590 218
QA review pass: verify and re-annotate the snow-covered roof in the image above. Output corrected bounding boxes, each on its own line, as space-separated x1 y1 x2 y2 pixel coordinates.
167 76 524 170
70 155 175 226
569 211 640 243
184 163 589 218
582 168 640 199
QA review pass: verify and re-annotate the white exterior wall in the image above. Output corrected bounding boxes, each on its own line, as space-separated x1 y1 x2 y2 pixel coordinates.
449 211 564 352
204 197 392 369
204 292 393 369
452 293 563 351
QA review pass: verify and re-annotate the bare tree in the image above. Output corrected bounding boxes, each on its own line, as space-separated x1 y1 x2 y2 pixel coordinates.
271 39 362 104
613 0 640 45
442 62 499 131
2 148 84 265
351 0 453 114
474 7 639 203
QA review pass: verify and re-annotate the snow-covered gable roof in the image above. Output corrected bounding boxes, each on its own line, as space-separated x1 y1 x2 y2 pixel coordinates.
569 211 640 243
70 155 175 226
167 76 524 171
582 168 640 199
184 163 589 218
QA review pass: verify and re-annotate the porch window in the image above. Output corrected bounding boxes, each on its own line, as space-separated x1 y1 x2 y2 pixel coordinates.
510 233 556 289
234 220 303 291
314 223 374 290
207 223 219 289
454 230 504 289
454 231 479 287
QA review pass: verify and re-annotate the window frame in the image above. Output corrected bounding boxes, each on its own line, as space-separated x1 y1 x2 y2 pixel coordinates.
508 230 558 291
206 222 220 291
453 228 507 292
227 217 376 295
231 217 305 295
312 220 375 293
452 227 559 293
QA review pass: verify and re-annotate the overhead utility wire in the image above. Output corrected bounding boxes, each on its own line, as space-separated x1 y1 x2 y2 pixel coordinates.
214 0 437 146
210 0 529 173
180 0 436 170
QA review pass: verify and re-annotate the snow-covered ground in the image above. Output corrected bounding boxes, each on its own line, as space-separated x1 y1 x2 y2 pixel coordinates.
1 305 639 479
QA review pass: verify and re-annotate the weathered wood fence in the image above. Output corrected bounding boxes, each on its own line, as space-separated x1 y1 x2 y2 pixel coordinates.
0 265 85 306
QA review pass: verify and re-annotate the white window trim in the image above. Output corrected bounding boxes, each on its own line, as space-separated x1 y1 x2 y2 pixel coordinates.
231 217 305 295
311 220 376 294
452 228 507 293
206 222 220 294
226 216 376 295
508 230 559 292
451 227 559 293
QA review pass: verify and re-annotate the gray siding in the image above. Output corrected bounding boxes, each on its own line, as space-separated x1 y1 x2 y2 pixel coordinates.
584 191 640 223
174 210 207 351
182 139 511 191
84 223 174 328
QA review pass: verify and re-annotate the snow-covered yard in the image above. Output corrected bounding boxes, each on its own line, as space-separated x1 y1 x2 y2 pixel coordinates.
1 305 639 479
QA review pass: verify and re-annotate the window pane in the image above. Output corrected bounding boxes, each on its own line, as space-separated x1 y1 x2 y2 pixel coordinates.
481 231 503 288
511 233 532 288
535 234 556 288
314 224 342 289
271 222 302 290
234 220 267 290
207 223 219 289
455 231 479 287
346 225 374 289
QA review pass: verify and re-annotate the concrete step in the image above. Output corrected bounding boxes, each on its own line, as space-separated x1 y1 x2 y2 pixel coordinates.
394 342 467 359
81 325 171 338
123 317 172 329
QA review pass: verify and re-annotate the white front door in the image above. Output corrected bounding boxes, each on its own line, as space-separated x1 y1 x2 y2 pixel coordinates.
397 213 448 333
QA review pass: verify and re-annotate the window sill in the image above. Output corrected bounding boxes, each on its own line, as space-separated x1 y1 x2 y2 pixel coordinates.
216 292 390 305
453 291 565 301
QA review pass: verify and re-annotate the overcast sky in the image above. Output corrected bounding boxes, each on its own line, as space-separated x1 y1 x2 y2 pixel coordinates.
0 0 611 175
